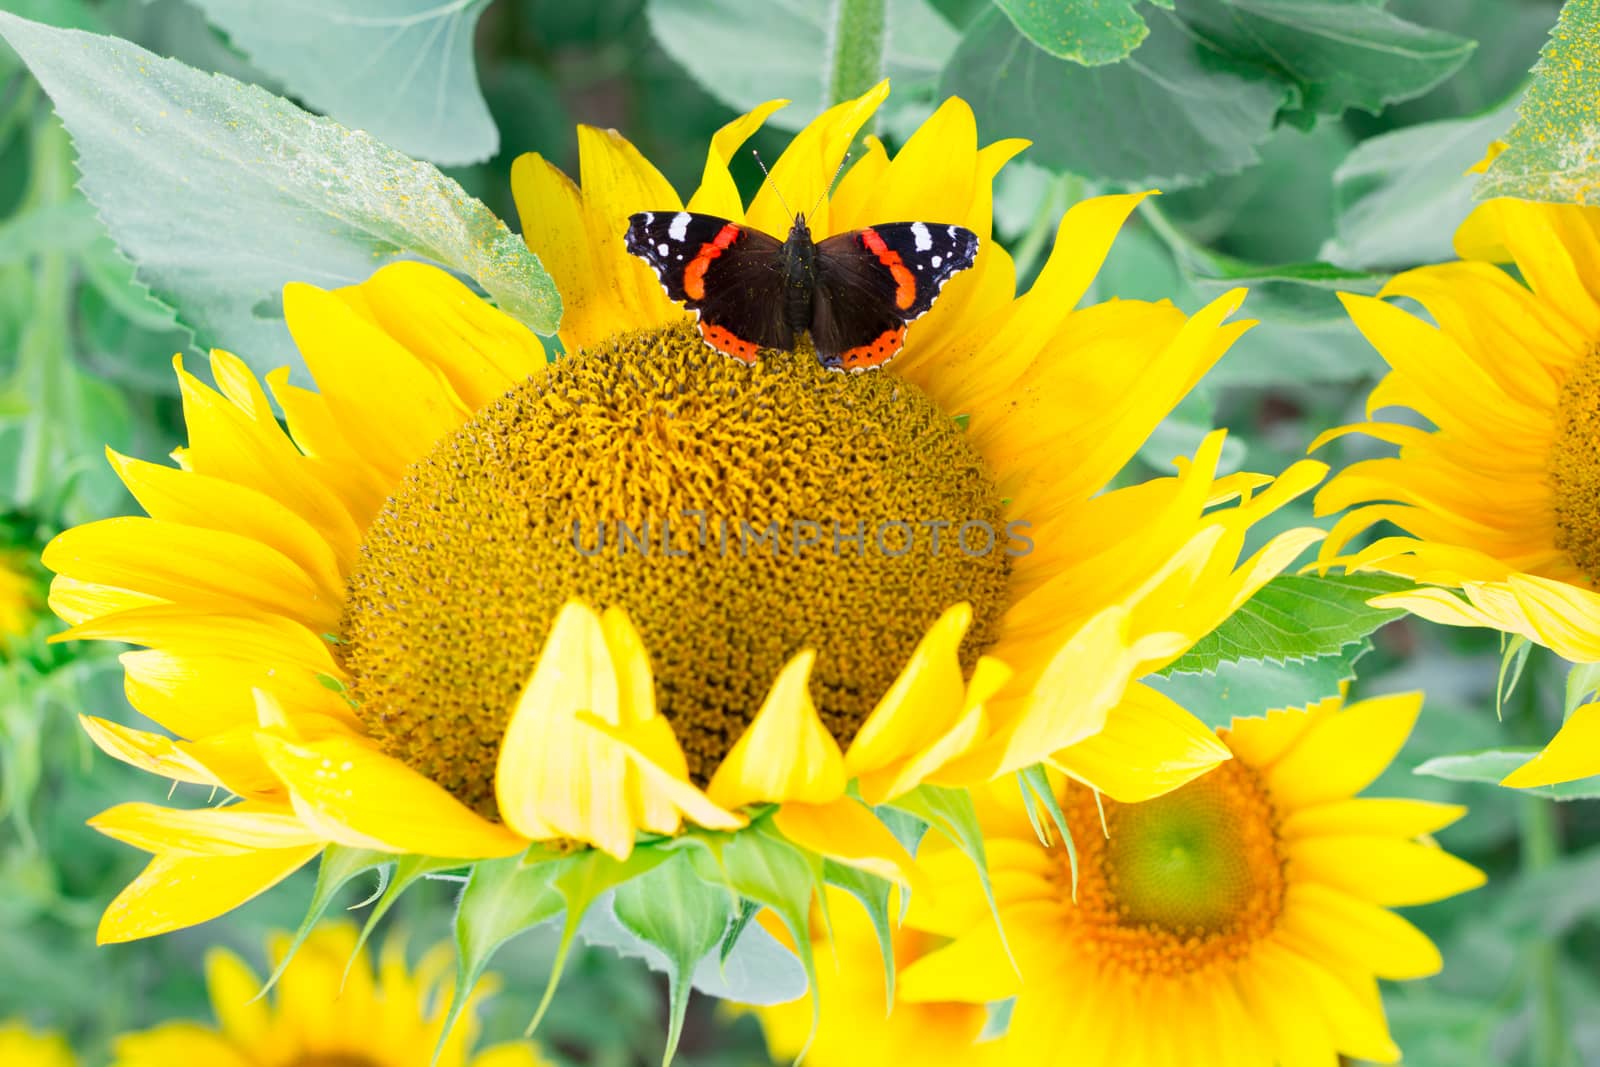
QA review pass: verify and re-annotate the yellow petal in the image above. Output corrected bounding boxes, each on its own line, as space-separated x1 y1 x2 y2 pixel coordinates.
1280 882 1443 980
44 516 340 632
772 796 931 899
79 714 226 789
342 261 546 412
706 649 846 809
845 603 971 779
256 733 526 858
282 283 470 481
687 98 791 218
1281 797 1466 839
572 711 746 835
494 599 636 857
1050 683 1231 803
896 917 1024 1003
106 449 345 603
1267 693 1422 809
1290 835 1486 906
98 845 319 943
747 80 888 237
89 801 318 855
511 152 607 352
204 948 270 1046
1502 702 1600 787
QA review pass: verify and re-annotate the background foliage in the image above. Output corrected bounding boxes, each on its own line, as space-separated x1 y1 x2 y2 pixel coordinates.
0 0 1597 1065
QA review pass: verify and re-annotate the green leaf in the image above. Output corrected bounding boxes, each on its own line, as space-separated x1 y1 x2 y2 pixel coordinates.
1161 573 1411 676
1322 95 1523 270
1147 639 1372 730
613 853 734 1065
0 12 561 380
1479 0 1600 203
1185 0 1476 120
647 0 957 131
0 200 100 264
577 889 809 1004
1415 749 1600 801
945 7 1286 187
993 0 1150 65
184 0 498 166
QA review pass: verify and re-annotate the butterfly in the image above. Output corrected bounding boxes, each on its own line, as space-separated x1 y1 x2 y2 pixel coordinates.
624 178 978 371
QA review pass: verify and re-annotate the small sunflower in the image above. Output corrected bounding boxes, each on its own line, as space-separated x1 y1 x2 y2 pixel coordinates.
108 923 547 1067
746 886 1007 1067
0 551 38 645
1317 194 1600 786
0 1021 74 1067
48 84 1324 973
895 694 1486 1066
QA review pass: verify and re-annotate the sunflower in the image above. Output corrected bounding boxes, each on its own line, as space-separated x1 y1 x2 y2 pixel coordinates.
897 693 1486 1066
0 1021 74 1067
108 923 547 1067
47 83 1325 962
746 886 1007 1067
1316 194 1600 786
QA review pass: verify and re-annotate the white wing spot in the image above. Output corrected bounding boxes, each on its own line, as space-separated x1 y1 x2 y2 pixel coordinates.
911 221 933 251
658 242 669 256
668 212 691 241
931 255 943 268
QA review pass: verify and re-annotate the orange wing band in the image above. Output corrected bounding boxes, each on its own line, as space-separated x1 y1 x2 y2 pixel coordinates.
683 223 743 301
837 326 907 371
860 228 917 311
698 320 762 363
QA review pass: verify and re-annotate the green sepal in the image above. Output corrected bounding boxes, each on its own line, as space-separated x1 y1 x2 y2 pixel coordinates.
613 852 735 1065
1496 634 1533 721
719 898 759 965
441 851 569 1059
259 845 389 998
884 785 1014 968
1017 764 1077 895
1565 661 1600 718
525 847 672 1035
347 854 470 984
822 859 896 1008
683 820 826 1061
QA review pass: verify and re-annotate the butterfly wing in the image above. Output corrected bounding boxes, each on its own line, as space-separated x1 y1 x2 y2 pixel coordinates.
625 211 792 363
811 222 979 371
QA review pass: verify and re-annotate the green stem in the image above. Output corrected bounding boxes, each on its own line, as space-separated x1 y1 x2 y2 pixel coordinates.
15 115 74 511
1518 686 1574 1067
825 0 887 108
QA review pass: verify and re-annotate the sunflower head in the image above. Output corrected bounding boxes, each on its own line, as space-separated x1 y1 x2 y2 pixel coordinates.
107 924 548 1067
339 321 1013 813
899 694 1486 1066
1315 194 1600 787
0 1021 74 1067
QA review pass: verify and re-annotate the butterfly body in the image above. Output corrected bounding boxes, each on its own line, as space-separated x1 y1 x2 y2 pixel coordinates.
625 210 978 371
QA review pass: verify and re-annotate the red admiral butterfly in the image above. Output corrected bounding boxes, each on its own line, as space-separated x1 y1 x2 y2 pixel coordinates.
624 168 978 371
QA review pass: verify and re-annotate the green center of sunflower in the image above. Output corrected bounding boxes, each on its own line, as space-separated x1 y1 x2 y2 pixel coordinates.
1052 760 1286 978
337 322 1013 817
1550 348 1600 581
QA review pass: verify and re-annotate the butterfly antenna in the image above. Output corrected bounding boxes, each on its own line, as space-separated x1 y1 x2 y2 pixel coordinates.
751 149 794 219
806 151 850 221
